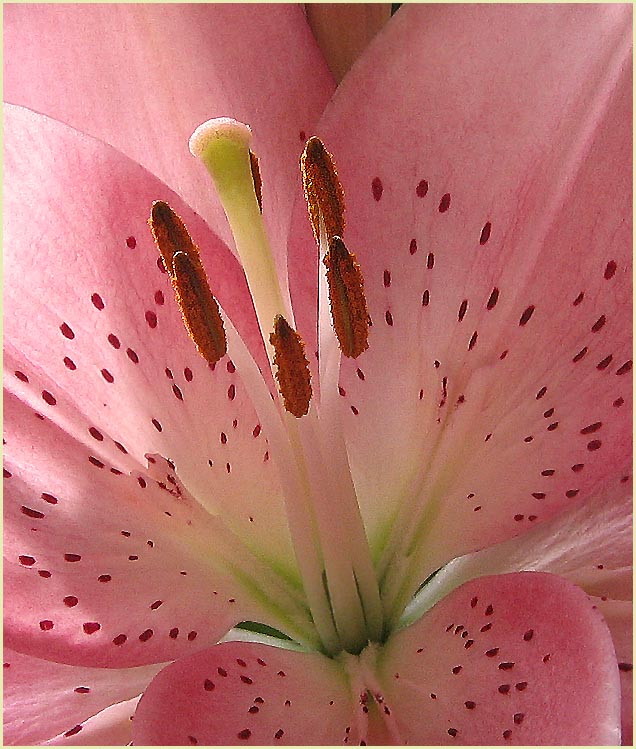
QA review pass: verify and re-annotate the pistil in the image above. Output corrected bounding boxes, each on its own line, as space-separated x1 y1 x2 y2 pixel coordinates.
189 118 291 357
179 118 384 655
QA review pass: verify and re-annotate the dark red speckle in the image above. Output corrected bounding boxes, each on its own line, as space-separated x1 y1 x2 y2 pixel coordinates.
371 177 383 201
416 180 428 197
42 391 57 406
91 293 105 310
479 222 492 244
60 322 75 339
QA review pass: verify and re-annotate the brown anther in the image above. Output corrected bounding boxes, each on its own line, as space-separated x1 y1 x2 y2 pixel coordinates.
269 315 312 418
171 252 227 365
149 201 227 365
301 136 345 243
324 237 370 358
249 150 263 213
149 200 198 279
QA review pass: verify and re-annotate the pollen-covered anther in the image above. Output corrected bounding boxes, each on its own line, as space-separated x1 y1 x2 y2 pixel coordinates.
149 200 197 279
324 236 370 358
171 251 227 366
149 201 227 364
249 150 263 213
301 136 345 243
270 315 312 418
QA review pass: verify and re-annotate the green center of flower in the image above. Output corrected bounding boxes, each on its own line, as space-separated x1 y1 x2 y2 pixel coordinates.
151 118 385 657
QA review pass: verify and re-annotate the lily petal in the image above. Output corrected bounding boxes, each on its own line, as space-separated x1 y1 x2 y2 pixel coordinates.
411 473 632 611
378 572 621 745
289 4 632 581
3 647 162 745
594 598 633 745
3 3 334 267
3 389 272 668
132 642 363 746
4 104 299 581
44 696 140 746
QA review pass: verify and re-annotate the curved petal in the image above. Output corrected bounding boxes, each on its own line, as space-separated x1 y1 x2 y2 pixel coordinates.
288 4 632 582
3 647 162 745
44 696 140 746
4 104 298 579
377 572 621 745
406 473 632 616
4 390 286 668
3 3 335 269
594 598 633 745
132 642 364 745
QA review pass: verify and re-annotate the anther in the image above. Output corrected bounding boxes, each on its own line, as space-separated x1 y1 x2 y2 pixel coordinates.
149 202 227 365
324 237 370 358
270 315 312 418
150 200 196 279
249 150 263 213
301 136 345 243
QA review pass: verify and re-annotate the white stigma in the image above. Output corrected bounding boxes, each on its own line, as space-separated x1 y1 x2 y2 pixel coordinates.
188 117 252 159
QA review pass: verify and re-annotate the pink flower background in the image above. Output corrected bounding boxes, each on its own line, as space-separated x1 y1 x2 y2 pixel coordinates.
3 4 632 745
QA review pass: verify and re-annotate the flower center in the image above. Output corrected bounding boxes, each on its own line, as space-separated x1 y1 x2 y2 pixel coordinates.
150 118 384 656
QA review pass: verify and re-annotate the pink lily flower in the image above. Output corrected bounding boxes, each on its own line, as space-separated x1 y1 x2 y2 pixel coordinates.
3 4 632 746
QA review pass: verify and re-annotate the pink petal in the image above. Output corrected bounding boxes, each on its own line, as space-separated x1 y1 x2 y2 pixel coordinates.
4 104 297 576
44 696 140 746
289 4 632 575
4 3 334 269
378 572 621 745
594 598 633 745
132 642 363 745
4 390 266 668
3 647 161 745
419 473 632 608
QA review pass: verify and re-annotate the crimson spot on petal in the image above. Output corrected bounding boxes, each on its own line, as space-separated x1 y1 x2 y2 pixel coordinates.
416 179 428 197
60 323 75 340
371 177 383 201
91 293 105 310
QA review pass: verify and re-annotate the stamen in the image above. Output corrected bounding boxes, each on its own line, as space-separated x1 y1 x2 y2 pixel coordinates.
270 315 312 418
149 200 197 279
249 150 263 213
149 201 226 365
301 136 345 243
171 252 227 365
324 236 370 358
